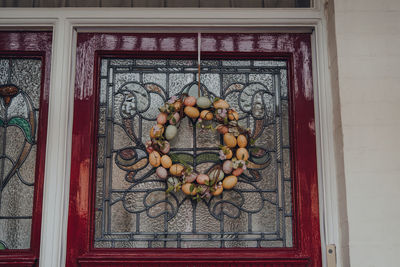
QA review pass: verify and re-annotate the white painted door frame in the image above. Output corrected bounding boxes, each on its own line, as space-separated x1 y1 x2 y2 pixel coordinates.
0 4 342 267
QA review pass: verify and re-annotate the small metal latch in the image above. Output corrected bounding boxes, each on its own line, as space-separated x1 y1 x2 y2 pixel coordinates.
327 244 337 267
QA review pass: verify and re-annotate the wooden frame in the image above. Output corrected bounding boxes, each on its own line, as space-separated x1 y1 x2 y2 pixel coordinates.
0 31 52 267
67 32 321 267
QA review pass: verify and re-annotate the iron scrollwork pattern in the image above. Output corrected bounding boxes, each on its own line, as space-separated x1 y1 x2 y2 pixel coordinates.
95 58 293 248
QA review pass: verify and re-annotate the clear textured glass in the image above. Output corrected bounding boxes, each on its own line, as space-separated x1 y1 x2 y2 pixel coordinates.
0 58 42 249
94 58 292 248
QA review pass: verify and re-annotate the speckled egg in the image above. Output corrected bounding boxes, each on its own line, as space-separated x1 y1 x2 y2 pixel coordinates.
157 112 168 125
196 174 210 185
223 133 237 148
160 141 170 154
169 113 180 125
209 168 225 182
212 184 223 196
150 124 164 139
236 147 249 161
213 99 230 109
184 106 200 119
169 164 184 176
200 110 213 120
184 96 197 107
185 172 198 183
222 160 233 174
217 125 229 134
222 175 238 190
181 183 197 195
165 125 178 140
149 151 161 167
156 166 168 179
237 134 248 148
196 96 212 109
161 155 172 169
228 110 239 121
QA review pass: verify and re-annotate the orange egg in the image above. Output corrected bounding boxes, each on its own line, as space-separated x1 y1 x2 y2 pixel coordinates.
228 110 239 121
161 155 172 169
223 147 233 159
212 184 223 196
223 133 237 148
236 148 249 161
237 134 248 148
213 99 230 109
173 100 182 111
169 164 184 176
222 175 237 190
149 151 161 167
200 110 213 120
182 183 197 195
184 106 200 119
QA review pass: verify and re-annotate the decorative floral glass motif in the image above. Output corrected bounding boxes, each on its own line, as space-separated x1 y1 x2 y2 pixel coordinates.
95 58 293 248
0 58 42 249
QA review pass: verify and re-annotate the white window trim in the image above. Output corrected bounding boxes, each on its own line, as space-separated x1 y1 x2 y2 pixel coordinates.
0 4 343 267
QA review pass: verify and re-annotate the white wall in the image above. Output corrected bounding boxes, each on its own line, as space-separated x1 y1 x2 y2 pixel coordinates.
333 0 400 266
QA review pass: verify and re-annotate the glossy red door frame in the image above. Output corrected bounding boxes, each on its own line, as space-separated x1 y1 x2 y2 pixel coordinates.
0 32 52 266
67 33 321 267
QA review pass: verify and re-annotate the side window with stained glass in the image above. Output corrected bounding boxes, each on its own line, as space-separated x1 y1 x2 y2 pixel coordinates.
94 57 293 248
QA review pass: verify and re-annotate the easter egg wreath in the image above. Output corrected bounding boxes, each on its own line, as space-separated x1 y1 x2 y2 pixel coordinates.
146 94 252 200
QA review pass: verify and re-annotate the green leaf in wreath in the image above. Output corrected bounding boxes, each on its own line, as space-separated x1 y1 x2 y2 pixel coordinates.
196 152 220 165
0 119 4 127
0 242 6 250
8 117 33 144
170 153 193 166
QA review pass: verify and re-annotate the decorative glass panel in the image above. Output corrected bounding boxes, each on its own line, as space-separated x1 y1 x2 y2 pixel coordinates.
94 58 292 248
0 58 42 249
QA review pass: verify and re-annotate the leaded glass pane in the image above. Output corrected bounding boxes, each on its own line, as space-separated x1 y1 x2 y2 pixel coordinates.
94 58 293 248
0 58 42 249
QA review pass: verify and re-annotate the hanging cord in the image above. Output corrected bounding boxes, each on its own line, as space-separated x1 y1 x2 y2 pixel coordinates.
197 32 201 97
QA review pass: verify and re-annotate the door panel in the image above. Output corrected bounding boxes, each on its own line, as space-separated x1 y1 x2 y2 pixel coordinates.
0 31 52 266
67 33 321 266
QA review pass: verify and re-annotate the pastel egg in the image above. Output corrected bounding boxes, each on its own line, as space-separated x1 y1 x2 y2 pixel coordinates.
181 183 197 195
236 148 249 161
222 175 238 190
200 110 213 120
184 106 200 119
213 99 230 109
161 155 172 169
209 168 224 182
165 125 178 140
185 172 198 183
149 151 161 167
223 133 237 148
196 96 212 109
196 174 210 185
170 164 184 176
156 166 168 179
157 112 168 125
222 160 233 174
184 96 197 107
160 141 170 154
237 134 248 148
169 113 180 125
212 184 223 196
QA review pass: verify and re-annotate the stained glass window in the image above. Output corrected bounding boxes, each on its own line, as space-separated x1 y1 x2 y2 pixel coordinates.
94 58 293 248
0 58 42 249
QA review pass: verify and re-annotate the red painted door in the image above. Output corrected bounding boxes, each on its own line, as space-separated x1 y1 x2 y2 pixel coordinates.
67 33 321 266
0 32 52 266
